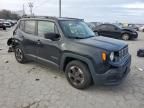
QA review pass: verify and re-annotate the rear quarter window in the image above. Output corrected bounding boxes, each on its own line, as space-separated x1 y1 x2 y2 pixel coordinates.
19 21 25 31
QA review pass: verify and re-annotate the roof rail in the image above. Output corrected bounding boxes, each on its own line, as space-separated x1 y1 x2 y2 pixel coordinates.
60 17 83 20
21 15 84 21
22 15 57 20
34 16 57 19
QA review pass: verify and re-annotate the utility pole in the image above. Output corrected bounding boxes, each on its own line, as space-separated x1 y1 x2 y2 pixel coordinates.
28 2 33 16
23 4 25 16
59 0 61 17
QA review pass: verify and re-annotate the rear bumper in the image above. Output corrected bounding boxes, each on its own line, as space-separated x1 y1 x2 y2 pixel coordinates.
93 55 131 85
4 25 11 28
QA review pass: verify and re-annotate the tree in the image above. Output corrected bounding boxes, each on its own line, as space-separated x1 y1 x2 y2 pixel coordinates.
0 10 20 20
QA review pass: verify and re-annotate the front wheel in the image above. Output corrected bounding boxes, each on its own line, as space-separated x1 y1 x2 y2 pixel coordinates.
65 61 92 89
122 34 130 40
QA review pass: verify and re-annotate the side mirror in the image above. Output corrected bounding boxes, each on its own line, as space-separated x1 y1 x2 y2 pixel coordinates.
44 33 60 41
94 31 99 36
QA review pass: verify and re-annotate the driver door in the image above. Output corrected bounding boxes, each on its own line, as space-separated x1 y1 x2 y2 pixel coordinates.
106 25 121 39
98 25 108 36
37 20 61 66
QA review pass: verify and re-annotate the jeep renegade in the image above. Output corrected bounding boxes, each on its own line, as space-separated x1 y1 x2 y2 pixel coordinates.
10 16 131 89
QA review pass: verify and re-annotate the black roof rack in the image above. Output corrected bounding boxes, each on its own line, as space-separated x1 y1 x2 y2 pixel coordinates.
22 15 84 21
22 15 57 19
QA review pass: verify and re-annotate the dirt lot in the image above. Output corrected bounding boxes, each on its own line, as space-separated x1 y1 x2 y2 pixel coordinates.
0 27 144 108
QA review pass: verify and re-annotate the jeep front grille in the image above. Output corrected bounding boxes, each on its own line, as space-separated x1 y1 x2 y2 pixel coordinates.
114 46 128 62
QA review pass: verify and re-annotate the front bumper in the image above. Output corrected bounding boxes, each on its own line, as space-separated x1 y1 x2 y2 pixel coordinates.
130 33 138 39
93 55 131 85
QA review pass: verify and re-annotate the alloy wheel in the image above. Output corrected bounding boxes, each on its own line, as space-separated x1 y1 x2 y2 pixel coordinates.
68 66 85 86
15 48 23 62
122 34 129 40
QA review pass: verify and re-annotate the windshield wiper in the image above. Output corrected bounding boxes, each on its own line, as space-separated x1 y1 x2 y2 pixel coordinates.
73 37 85 39
68 36 95 39
82 36 95 39
67 36 85 39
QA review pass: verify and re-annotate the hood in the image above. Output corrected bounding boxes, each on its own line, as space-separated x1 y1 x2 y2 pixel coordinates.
75 36 127 51
122 27 136 32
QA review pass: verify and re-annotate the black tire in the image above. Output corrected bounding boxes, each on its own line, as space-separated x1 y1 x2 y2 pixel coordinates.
122 34 130 40
14 46 28 63
3 27 6 30
65 60 92 89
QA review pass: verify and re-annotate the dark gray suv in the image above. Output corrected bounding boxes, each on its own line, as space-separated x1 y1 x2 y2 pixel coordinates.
9 16 131 89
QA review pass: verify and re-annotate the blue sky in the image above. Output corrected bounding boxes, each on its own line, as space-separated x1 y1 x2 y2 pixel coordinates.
0 0 144 23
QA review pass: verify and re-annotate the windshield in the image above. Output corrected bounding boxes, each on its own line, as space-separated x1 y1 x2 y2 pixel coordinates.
114 24 123 29
59 20 95 39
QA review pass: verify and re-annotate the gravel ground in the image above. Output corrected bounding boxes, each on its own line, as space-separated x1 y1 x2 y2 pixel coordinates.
0 28 144 108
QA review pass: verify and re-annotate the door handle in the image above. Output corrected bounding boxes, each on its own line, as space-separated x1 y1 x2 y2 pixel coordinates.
20 35 24 38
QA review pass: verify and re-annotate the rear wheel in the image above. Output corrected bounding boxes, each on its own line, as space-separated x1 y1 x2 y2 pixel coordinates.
14 46 28 63
65 60 92 89
122 34 130 40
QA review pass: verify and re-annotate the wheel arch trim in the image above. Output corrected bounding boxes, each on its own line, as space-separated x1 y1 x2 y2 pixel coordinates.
60 52 97 83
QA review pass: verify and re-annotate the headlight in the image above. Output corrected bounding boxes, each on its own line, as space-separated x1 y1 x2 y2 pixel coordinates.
110 52 114 61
